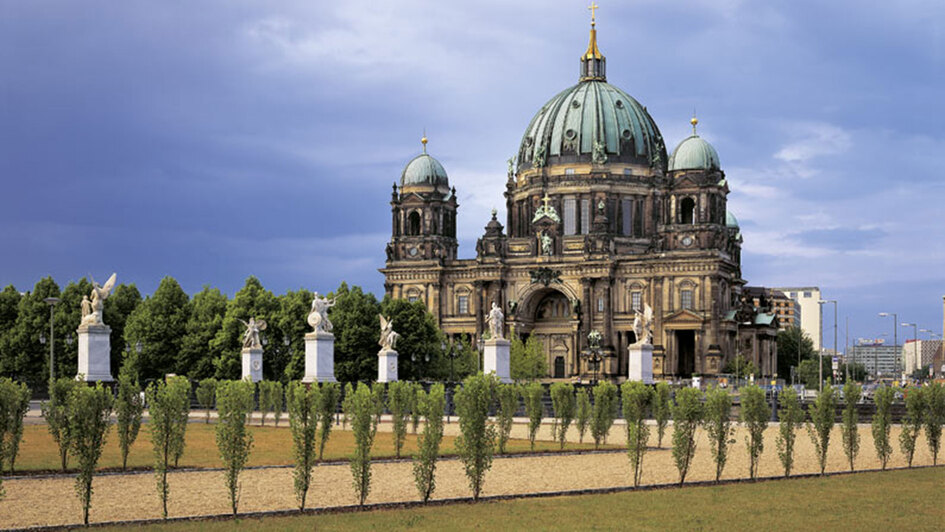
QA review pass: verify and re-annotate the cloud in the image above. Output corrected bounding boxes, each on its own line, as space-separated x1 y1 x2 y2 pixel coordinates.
774 122 852 164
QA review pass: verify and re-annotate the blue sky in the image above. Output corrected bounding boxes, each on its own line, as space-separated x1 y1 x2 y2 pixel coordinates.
2 0 944 347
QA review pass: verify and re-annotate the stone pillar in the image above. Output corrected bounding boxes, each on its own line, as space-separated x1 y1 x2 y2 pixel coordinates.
242 347 263 382
76 324 113 382
378 349 399 382
628 343 654 384
483 338 511 383
302 332 337 383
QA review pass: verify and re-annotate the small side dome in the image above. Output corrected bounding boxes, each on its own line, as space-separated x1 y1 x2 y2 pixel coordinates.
401 154 449 187
668 117 720 172
726 211 739 228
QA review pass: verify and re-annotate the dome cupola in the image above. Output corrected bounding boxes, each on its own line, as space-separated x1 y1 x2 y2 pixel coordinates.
401 135 450 192
668 117 720 172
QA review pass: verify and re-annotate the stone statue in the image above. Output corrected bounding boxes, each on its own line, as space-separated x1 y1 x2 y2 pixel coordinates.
507 157 515 179
632 304 654 346
80 295 94 325
534 143 546 168
487 301 504 340
85 273 117 326
379 314 400 351
592 140 608 165
307 292 335 333
540 231 552 256
240 317 267 349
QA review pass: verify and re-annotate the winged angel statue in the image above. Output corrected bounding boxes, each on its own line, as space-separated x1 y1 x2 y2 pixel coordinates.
81 273 117 326
239 317 267 349
378 314 400 351
631 304 654 346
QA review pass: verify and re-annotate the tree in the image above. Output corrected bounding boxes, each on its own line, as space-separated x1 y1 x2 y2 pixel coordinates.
286 381 319 511
0 285 23 380
56 278 93 379
317 382 341 460
42 377 77 471
380 297 443 381
454 373 497 501
179 286 227 380
196 378 218 424
899 387 924 467
387 381 412 458
575 387 591 444
7 277 60 388
115 351 144 471
147 377 190 518
413 383 445 503
212 277 280 380
68 382 114 525
215 379 255 515
344 382 376 506
722 355 757 380
839 363 867 383
520 382 544 450
0 378 30 475
167 377 191 467
776 387 805 477
740 385 768 479
776 326 816 381
495 383 519 453
924 382 945 465
408 382 422 434
590 381 618 449
871 385 896 470
653 382 672 448
841 382 862 471
103 284 142 378
622 381 653 487
671 387 703 485
124 276 190 381
704 386 734 482
550 382 575 449
797 358 832 391
328 283 382 382
271 288 313 381
511 334 547 381
806 382 837 475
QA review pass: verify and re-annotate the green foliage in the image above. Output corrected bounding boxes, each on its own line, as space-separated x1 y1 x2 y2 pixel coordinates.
776 387 805 477
67 382 114 525
257 381 270 426
42 377 77 471
115 352 144 471
798 358 832 390
343 382 376 506
871 385 896 470
196 378 218 424
408 382 422 434
900 387 924 467
211 277 280 380
272 288 313 382
590 381 618 450
380 297 443 381
258 381 284 427
510 334 547 381
180 286 227 380
370 383 386 438
520 381 544 450
103 284 143 378
215 379 255 515
924 382 945 465
495 383 519 453
387 381 412 458
147 377 191 518
167 377 191 467
413 383 445 503
327 283 382 383
124 276 191 381
575 387 591 444
704 386 734 482
0 378 30 475
653 382 672 448
621 381 653 487
454 373 497 500
550 383 576 450
286 381 319 511
776 326 816 380
671 387 703 485
841 382 862 471
722 355 758 379
5 277 60 388
740 385 768 479
806 382 837 475
317 382 341 460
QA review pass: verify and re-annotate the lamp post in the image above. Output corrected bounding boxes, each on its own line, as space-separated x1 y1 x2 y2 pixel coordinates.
476 335 484 374
410 352 430 381
920 328 939 341
901 322 917 380
582 330 604 385
878 312 898 382
43 297 60 381
442 339 461 383
819 300 838 383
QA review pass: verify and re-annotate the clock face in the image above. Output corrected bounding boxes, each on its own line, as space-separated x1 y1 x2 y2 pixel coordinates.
408 247 418 257
681 235 694 247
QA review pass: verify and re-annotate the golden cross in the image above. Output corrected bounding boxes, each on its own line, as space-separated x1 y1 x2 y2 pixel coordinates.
588 2 599 26
542 194 552 209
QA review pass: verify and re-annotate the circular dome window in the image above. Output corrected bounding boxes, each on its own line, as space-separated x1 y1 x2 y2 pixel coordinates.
571 100 581 108
615 100 624 109
565 129 577 140
622 129 631 139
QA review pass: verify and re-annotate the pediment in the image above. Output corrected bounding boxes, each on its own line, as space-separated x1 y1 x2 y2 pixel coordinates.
663 309 704 325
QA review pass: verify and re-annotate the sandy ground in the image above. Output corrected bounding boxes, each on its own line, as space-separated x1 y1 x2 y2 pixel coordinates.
1 421 936 529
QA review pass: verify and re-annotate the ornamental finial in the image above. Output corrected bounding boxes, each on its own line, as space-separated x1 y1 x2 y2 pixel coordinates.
690 112 699 136
421 129 428 154
589 2 599 27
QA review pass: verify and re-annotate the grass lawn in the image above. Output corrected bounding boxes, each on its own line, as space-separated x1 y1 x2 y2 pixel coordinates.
15 421 612 473
121 467 945 531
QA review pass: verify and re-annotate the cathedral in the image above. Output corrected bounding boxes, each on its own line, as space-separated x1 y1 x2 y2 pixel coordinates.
380 16 778 382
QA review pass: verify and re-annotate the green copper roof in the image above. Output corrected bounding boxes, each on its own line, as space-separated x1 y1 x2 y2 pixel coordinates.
517 80 666 170
726 211 739 228
401 153 449 187
668 134 720 171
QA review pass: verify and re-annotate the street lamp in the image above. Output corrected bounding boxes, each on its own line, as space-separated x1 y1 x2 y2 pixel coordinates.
901 322 917 380
582 330 604 385
43 297 60 381
819 300 838 384
920 328 939 341
442 339 461 383
878 312 898 382
410 352 431 381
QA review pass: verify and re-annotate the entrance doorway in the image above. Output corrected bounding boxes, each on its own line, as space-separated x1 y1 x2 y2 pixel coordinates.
554 356 565 378
676 330 695 377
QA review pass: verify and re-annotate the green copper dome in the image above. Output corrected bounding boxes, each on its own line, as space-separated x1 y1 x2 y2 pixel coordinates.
726 211 739 228
668 133 720 172
401 153 449 188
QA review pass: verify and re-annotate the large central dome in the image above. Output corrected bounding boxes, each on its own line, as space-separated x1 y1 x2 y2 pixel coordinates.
517 24 666 171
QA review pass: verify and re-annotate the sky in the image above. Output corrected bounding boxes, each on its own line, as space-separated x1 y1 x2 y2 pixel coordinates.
2 0 944 348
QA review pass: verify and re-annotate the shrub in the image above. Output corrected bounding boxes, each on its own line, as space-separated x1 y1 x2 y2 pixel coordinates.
671 387 703 485
115 358 143 472
42 377 77 471
550 383 576 450
68 382 114 525
167 377 191 468
147 377 191 518
520 382 544 450
740 385 768 479
575 388 591 444
287 381 319 511
704 386 734 482
621 381 653 487
871 385 896 470
370 383 386 439
653 382 672 448
317 382 341 460
0 378 30 474
270 381 284 427
215 379 255 515
387 381 412 458
195 378 218 424
776 387 805 477
413 383 445 502
258 381 271 426
899 387 924 468
345 382 376 506
841 382 862 471
924 382 945 465
806 382 837 475
590 381 619 449
495 383 519 454
409 382 422 434
455 373 497 501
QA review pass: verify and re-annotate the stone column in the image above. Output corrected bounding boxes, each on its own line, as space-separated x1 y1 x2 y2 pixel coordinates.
302 332 337 383
628 343 654 384
483 338 511 383
242 347 263 382
76 323 113 382
378 348 399 382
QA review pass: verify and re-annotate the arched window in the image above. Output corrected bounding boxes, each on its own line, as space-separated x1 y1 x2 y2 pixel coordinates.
680 197 696 225
407 211 421 236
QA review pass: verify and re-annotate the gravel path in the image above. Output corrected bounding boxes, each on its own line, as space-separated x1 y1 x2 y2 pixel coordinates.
1 424 936 529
